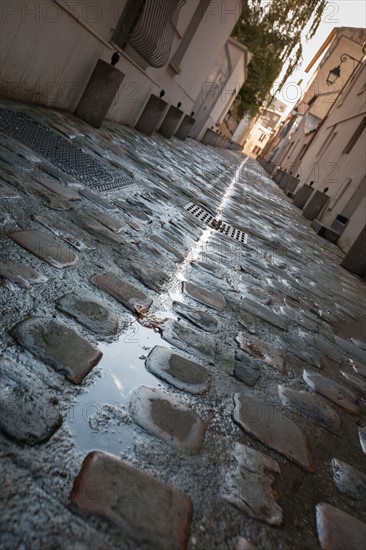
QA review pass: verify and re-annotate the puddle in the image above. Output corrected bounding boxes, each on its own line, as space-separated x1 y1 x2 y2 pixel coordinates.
66 322 172 454
66 158 249 454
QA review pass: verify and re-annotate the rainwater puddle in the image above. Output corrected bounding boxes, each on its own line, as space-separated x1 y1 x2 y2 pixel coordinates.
67 322 172 454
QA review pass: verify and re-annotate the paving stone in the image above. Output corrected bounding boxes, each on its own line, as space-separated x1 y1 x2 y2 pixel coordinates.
161 319 214 362
240 297 287 331
0 356 62 444
0 147 33 169
91 271 153 314
234 537 260 550
70 451 192 550
74 213 123 245
316 502 366 550
12 317 102 384
281 306 319 332
162 230 186 248
27 179 73 210
151 235 184 262
9 230 79 268
269 279 301 302
138 242 175 270
127 198 153 216
236 332 284 373
303 370 360 415
80 188 116 210
234 349 261 387
335 335 366 364
310 335 345 366
191 260 224 279
173 301 219 333
118 257 169 293
128 220 144 232
115 199 152 222
0 260 48 288
32 174 80 201
278 386 341 434
223 442 283 526
130 386 206 454
233 393 315 472
182 281 226 312
33 214 96 251
84 208 124 233
56 292 119 337
352 361 366 379
358 427 366 454
0 181 21 199
145 346 211 394
340 371 366 396
38 163 81 184
331 458 366 503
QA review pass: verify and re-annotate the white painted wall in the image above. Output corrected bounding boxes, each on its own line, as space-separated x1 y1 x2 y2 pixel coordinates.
209 40 247 125
0 0 245 129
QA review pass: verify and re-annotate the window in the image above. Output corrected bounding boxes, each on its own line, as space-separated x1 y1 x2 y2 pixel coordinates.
113 0 186 68
343 117 366 154
259 132 267 142
252 145 262 155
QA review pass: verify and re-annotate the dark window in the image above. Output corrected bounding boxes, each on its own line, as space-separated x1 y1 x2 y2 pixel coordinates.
343 117 366 154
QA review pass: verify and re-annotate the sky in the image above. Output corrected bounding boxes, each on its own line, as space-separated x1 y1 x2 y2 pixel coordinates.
273 0 366 110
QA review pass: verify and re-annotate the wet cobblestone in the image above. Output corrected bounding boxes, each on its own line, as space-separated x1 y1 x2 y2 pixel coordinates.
0 99 365 549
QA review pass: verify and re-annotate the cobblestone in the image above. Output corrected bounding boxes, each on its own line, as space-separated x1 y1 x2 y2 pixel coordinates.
223 442 283 525
278 385 341 434
233 394 315 472
316 503 366 550
331 458 366 503
91 272 153 314
0 100 365 550
129 386 207 454
0 356 62 444
145 345 211 394
303 370 360 415
12 317 102 384
70 451 192 549
9 229 78 268
182 281 226 311
0 260 47 288
56 292 119 337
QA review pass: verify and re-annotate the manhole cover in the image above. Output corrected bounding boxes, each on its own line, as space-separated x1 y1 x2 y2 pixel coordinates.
0 108 135 192
185 202 248 243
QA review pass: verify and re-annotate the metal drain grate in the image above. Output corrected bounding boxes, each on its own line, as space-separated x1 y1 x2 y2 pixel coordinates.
0 108 135 192
185 202 248 243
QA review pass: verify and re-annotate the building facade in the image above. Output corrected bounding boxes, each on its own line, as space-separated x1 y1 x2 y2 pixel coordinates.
268 27 365 174
241 97 287 157
0 0 248 143
261 27 366 275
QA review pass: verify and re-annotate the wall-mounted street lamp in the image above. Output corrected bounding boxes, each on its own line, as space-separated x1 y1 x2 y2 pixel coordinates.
326 52 364 85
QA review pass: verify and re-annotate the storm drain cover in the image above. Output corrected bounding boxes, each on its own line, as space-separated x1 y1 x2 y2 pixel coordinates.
185 202 248 243
0 108 135 192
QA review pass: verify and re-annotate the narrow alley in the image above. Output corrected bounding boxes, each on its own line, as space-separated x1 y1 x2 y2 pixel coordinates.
0 99 365 550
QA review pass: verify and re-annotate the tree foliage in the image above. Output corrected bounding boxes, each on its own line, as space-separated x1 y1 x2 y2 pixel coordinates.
232 0 327 118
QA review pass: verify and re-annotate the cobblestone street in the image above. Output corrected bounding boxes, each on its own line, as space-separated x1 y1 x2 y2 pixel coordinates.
0 99 365 550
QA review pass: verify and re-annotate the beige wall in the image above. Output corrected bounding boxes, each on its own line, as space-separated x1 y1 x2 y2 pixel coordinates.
243 124 271 157
338 194 366 252
297 61 366 253
271 31 365 175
